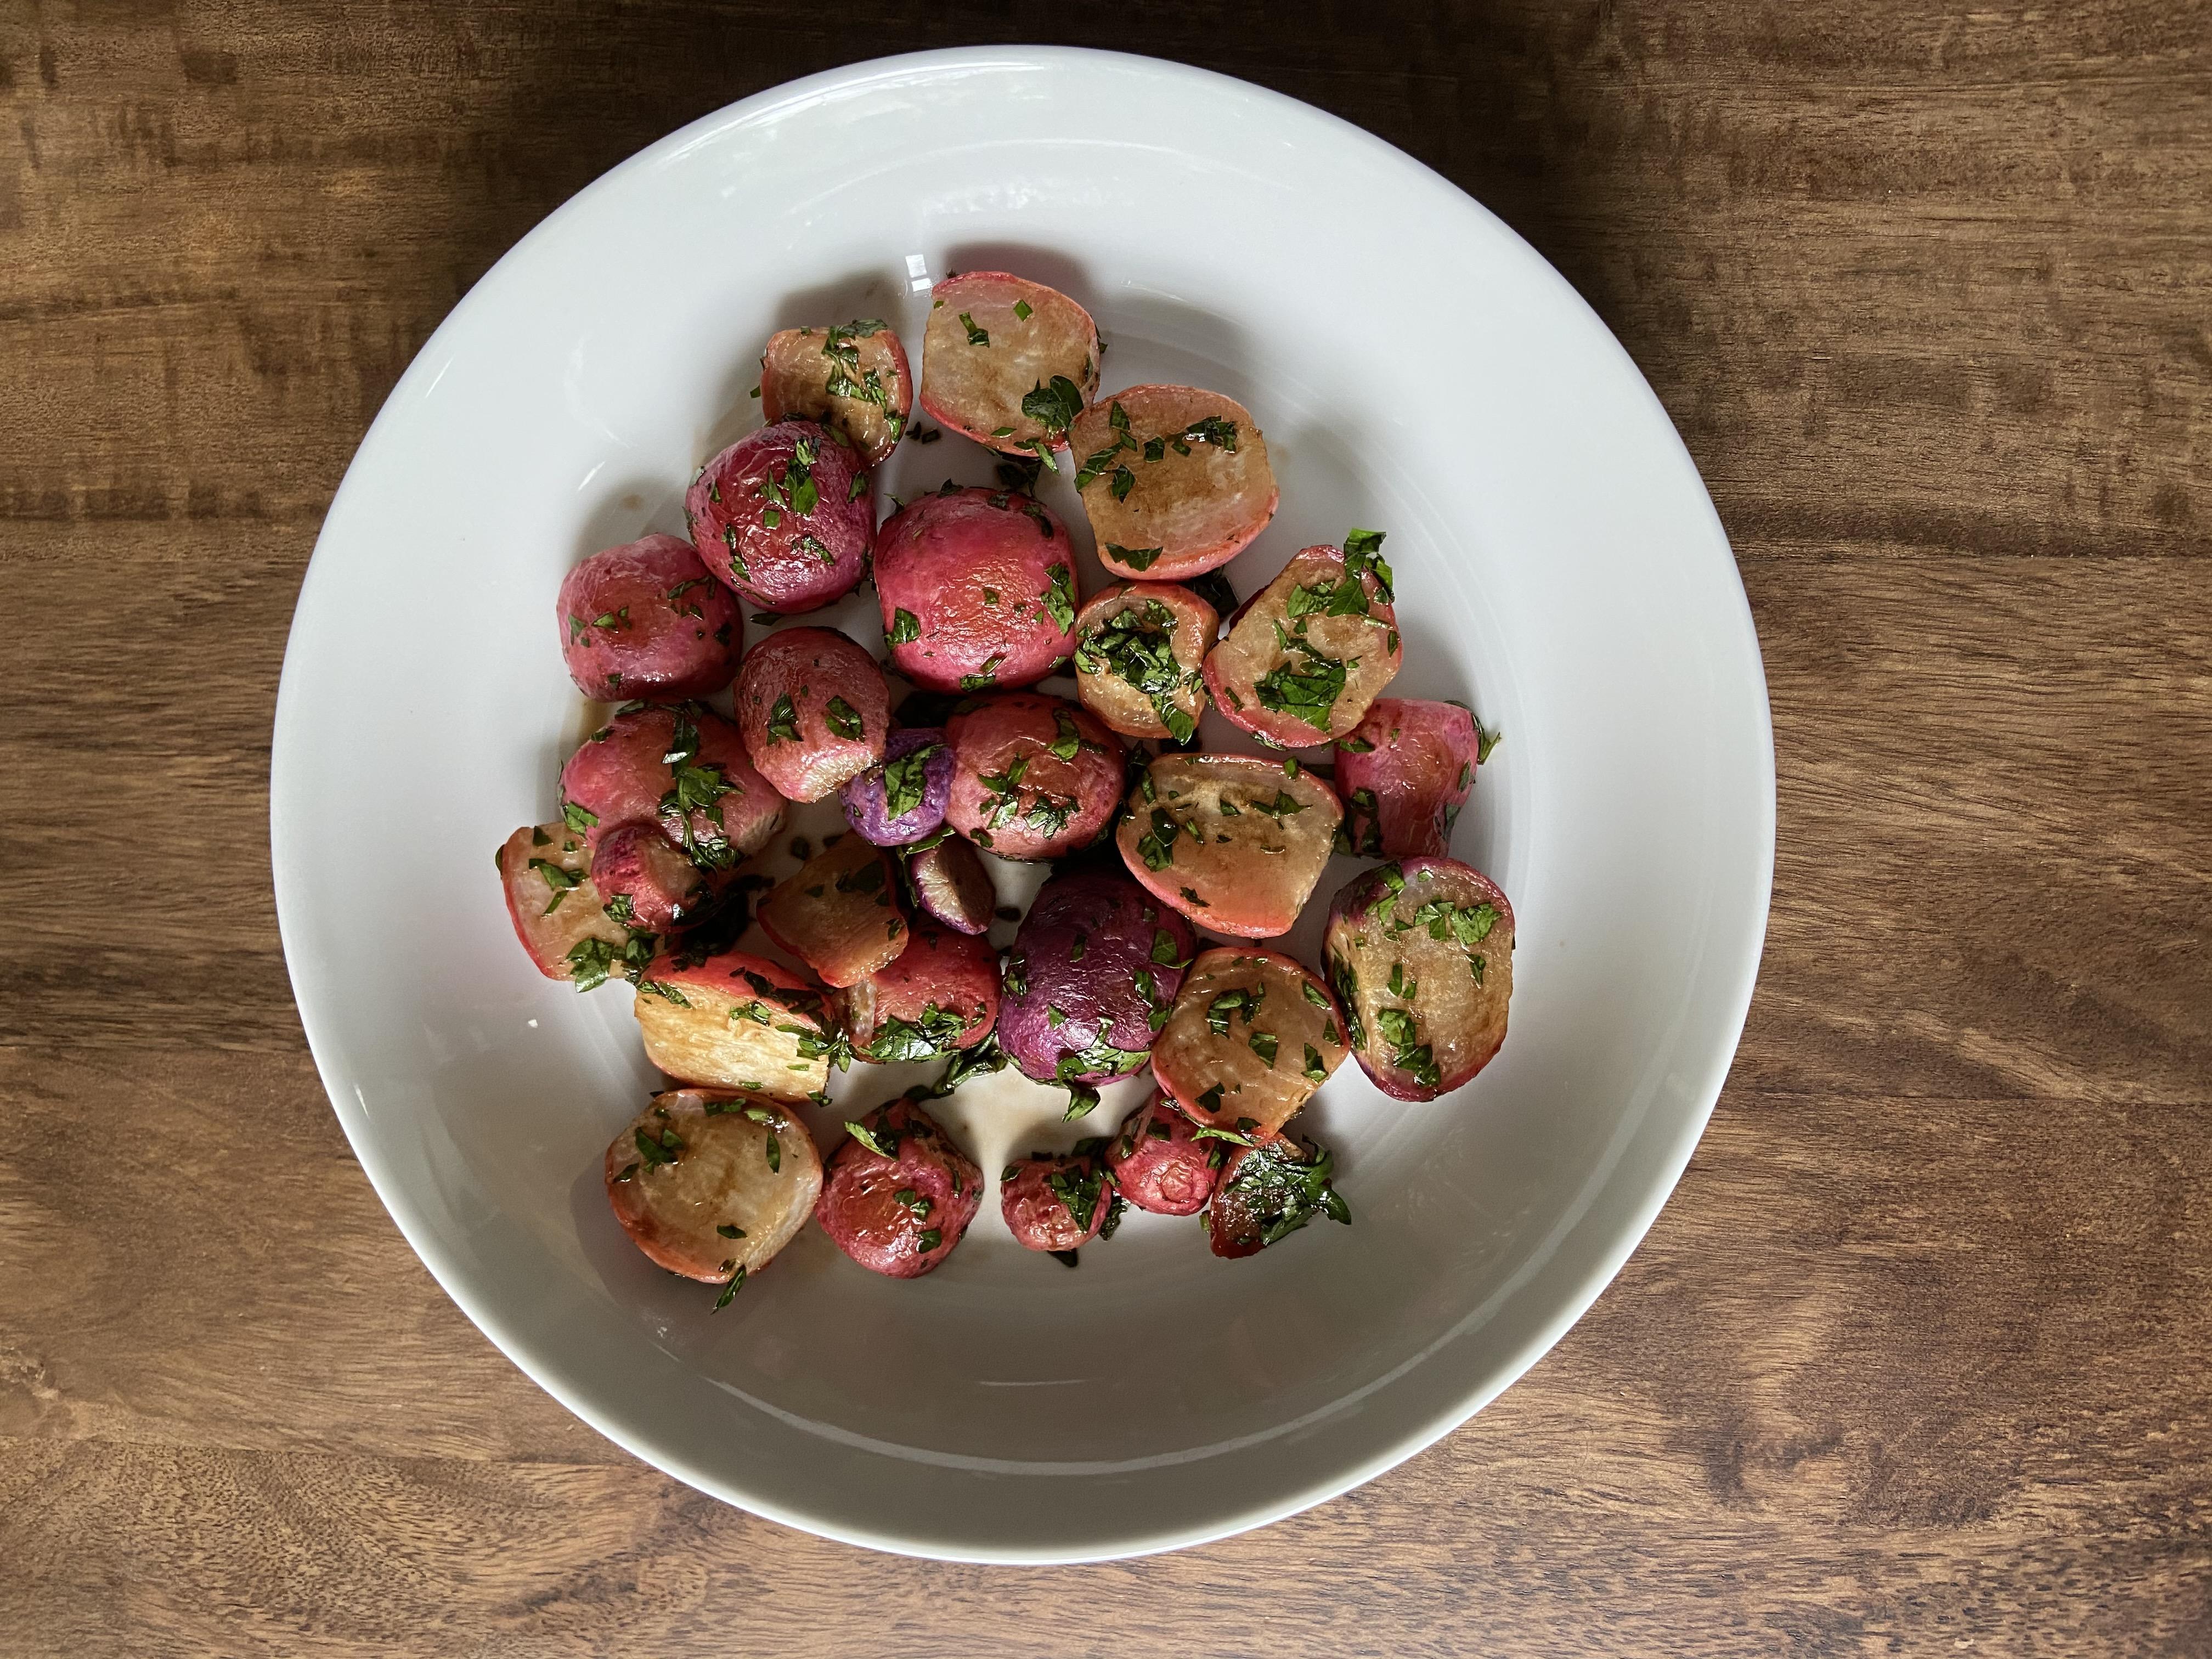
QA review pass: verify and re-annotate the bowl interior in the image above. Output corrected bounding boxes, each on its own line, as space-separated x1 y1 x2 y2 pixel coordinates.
272 48 1772 1561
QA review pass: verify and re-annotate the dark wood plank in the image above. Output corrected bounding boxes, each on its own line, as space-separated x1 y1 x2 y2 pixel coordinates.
2 0 2208 1652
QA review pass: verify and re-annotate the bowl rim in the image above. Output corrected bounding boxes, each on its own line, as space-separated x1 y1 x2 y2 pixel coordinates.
271 43 1775 1562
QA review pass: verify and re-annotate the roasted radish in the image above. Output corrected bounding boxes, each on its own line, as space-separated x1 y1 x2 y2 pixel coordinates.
1115 753 1342 937
997 871 1196 1087
1069 386 1276 580
686 419 872 614
557 533 740 701
944 692 1124 861
1205 1132 1350 1259
1151 947 1348 1142
497 821 654 987
1324 857 1515 1101
759 321 912 466
733 626 888 803
1204 532 1402 747
1104 1091 1218 1217
755 833 910 988
605 1091 823 1298
816 1098 984 1278
839 923 998 1064
1070 582 1216 743
631 949 847 1096
840 726 953 847
1001 1149 1114 1256
918 272 1099 460
1334 698 1480 859
874 486 1079 693
558 703 786 871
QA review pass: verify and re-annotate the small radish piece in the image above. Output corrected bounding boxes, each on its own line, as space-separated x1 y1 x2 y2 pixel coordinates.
733 627 889 803
1334 698 1481 859
841 727 953 846
996 871 1195 1087
1115 752 1342 938
685 419 872 614
588 821 711 932
1069 386 1276 580
497 821 653 986
1104 1091 1218 1217
1151 947 1348 1143
1001 1149 1113 1255
556 534 741 701
605 1091 823 1293
631 949 848 1096
1205 1132 1350 1259
760 321 913 466
906 833 998 934
1070 582 1217 743
1204 532 1403 747
816 1098 984 1278
756 834 910 989
918 272 1099 461
1323 857 1516 1101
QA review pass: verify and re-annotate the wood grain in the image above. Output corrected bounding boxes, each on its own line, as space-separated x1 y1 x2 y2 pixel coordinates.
2 1 2208 1654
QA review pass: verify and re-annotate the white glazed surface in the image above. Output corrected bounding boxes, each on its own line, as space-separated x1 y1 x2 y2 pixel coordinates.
271 47 1774 1562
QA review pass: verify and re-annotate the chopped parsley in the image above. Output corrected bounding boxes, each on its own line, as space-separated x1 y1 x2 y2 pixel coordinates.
959 312 989 346
879 742 941 822
863 1002 973 1063
1043 564 1077 633
823 696 865 740
1020 375 1085 442
764 693 800 744
888 608 921 646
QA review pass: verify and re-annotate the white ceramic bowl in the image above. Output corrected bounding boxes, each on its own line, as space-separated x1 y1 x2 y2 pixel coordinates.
272 47 1773 1562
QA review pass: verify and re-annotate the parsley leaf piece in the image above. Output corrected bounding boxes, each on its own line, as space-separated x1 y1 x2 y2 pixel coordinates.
959 312 989 346
888 608 922 646
823 696 864 740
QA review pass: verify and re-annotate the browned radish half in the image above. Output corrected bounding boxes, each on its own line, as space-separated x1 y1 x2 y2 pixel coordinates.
918 272 1100 460
558 703 786 872
631 948 847 1096
1114 753 1342 938
874 486 1078 694
1070 582 1217 743
1104 1091 1218 1216
604 1091 823 1293
838 923 998 1064
498 822 654 986
733 626 889 803
755 834 910 988
1069 386 1277 580
1205 1131 1350 1259
1000 1149 1114 1255
816 1097 984 1279
906 833 997 934
1323 857 1516 1101
1150 947 1348 1142
759 321 913 466
944 692 1125 861
1203 533 1402 747
1334 698 1481 859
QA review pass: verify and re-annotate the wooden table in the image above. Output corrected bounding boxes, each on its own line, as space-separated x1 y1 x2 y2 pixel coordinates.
4 3 2207 1653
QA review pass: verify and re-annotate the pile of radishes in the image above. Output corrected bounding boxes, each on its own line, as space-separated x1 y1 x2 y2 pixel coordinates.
497 270 1514 1307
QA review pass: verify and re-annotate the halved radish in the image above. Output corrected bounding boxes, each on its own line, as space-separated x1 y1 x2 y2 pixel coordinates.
1151 947 1348 1143
604 1091 824 1293
756 834 910 988
497 821 653 986
874 486 1078 693
759 321 913 466
1334 698 1480 859
558 703 786 872
1070 582 1217 743
1001 1149 1114 1255
1114 753 1341 937
1203 534 1402 747
1104 1091 1218 1217
1323 857 1516 1101
918 272 1099 460
631 949 847 1096
838 923 998 1064
944 692 1125 861
733 626 889 803
816 1097 984 1279
906 833 997 934
1205 1132 1350 1259
1069 386 1276 580
556 533 740 701
685 419 872 614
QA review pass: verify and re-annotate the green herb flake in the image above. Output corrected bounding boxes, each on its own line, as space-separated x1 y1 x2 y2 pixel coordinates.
824 696 865 740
